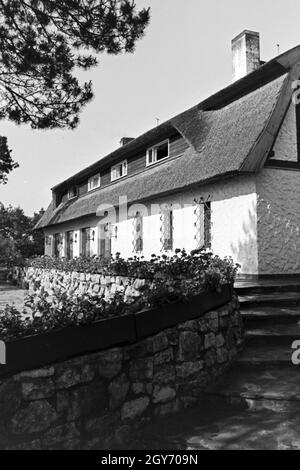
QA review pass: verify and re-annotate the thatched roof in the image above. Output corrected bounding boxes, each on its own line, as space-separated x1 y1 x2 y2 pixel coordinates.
36 44 300 230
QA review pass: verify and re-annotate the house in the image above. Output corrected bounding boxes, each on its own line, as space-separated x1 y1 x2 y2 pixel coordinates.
36 30 300 278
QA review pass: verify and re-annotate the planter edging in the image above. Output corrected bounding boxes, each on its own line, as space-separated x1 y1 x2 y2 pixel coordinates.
134 284 232 339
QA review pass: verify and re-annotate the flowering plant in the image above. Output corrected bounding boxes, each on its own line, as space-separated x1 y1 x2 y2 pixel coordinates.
2 249 240 341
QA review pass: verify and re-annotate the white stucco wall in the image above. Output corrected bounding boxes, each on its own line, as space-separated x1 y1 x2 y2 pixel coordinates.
256 168 300 274
43 176 258 275
270 102 297 162
43 216 100 258
190 177 258 275
111 218 134 259
255 94 300 275
110 175 258 274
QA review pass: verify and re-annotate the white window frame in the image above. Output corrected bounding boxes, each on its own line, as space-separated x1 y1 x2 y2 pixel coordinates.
111 160 128 182
68 187 78 200
88 173 101 192
146 139 170 167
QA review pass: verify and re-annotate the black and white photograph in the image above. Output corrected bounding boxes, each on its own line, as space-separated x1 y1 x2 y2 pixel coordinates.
0 0 299 454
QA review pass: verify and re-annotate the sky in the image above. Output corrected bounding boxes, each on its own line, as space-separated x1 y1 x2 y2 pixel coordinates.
1 0 300 215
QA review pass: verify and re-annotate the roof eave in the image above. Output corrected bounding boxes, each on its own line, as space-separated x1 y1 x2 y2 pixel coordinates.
41 170 240 230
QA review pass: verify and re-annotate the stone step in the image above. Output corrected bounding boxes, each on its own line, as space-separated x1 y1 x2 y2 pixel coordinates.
245 321 300 339
241 306 300 322
204 365 300 413
238 292 300 309
245 321 300 348
245 337 300 349
235 282 300 296
236 344 294 366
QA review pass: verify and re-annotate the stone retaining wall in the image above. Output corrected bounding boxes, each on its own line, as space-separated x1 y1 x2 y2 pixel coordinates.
0 296 243 450
11 266 150 303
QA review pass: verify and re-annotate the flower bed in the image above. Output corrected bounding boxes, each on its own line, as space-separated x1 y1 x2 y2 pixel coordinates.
3 250 239 343
0 284 232 378
14 249 238 286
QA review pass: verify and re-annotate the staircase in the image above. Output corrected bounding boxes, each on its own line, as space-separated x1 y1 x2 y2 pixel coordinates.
206 279 300 412
132 279 300 450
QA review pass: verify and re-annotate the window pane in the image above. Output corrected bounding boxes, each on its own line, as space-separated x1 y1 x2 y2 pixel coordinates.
194 201 211 249
66 231 74 259
90 174 100 189
204 202 211 249
161 207 173 251
133 213 143 252
82 228 91 257
112 162 127 180
54 234 60 257
156 142 168 161
69 187 77 199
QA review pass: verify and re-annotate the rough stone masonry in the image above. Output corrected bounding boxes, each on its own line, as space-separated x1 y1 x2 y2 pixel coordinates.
0 295 243 450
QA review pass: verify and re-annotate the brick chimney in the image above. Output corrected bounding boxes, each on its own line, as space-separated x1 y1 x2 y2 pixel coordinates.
120 137 134 146
232 30 261 82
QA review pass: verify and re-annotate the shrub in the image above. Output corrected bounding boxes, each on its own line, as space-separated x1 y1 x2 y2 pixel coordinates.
24 249 239 283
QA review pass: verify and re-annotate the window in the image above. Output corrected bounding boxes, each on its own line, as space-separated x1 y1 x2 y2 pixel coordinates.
66 231 74 260
68 187 78 200
204 202 212 249
147 140 169 166
111 160 128 181
81 227 91 257
160 205 173 252
54 233 62 258
99 215 112 259
194 199 212 249
88 173 101 191
133 212 143 253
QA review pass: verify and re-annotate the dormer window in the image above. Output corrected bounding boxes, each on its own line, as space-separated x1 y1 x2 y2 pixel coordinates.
111 160 127 182
146 140 169 166
68 187 78 200
88 173 101 191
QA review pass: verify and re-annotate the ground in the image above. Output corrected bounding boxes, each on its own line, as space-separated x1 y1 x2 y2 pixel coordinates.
132 399 300 450
0 283 25 311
